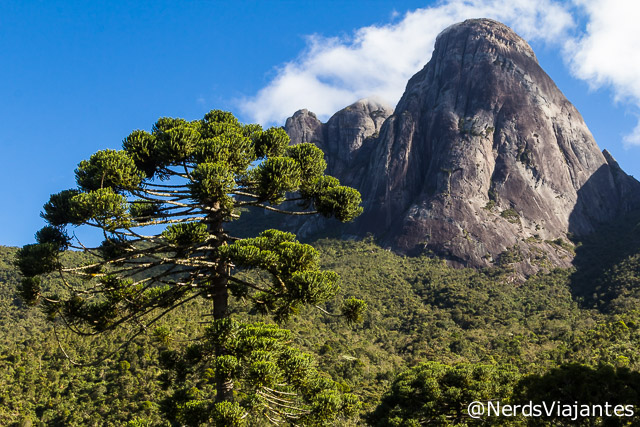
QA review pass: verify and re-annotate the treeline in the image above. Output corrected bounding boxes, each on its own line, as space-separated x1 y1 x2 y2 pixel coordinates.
1 212 640 426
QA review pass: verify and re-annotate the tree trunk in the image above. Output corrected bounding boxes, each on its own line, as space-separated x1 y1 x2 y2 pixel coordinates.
213 273 233 402
209 214 234 403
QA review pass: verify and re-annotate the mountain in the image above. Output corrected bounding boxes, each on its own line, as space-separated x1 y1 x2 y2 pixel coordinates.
285 98 393 181
285 18 640 273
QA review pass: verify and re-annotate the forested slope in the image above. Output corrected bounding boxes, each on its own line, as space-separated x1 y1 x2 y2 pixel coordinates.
2 214 640 425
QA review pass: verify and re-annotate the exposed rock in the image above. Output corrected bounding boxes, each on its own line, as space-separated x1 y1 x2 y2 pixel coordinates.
284 19 640 273
282 99 392 239
286 98 393 180
284 109 325 149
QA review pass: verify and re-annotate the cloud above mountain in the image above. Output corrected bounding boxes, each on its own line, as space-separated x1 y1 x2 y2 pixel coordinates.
238 0 640 146
566 0 640 145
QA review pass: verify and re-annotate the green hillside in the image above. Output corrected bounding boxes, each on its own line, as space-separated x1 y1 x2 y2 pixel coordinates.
2 211 640 425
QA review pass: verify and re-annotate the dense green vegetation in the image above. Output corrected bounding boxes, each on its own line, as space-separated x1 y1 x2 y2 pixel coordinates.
3 206 640 425
12 111 367 426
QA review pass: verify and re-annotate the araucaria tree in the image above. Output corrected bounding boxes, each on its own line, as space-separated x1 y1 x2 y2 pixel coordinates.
16 110 366 425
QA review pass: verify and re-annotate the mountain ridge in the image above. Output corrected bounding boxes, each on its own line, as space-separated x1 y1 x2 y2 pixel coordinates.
285 18 640 273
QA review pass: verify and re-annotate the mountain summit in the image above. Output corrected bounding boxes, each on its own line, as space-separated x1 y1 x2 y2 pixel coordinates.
285 19 640 272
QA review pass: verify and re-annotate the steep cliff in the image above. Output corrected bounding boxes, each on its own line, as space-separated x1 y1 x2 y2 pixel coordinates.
285 19 640 273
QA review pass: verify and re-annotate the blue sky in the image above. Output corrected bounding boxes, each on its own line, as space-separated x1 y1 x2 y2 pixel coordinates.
2 0 640 247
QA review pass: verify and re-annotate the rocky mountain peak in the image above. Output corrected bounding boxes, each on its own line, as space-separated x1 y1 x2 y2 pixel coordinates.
284 19 640 274
444 19 537 62
286 97 393 179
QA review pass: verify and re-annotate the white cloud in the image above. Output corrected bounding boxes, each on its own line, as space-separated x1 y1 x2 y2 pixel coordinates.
566 0 640 146
238 0 575 126
240 0 640 146
623 120 640 146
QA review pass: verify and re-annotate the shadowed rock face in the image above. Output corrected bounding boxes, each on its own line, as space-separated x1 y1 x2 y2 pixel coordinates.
285 18 640 273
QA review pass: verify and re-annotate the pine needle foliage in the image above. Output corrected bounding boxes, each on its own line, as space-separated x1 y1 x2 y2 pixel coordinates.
15 110 365 425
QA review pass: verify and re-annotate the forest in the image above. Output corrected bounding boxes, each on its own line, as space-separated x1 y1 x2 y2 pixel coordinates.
2 205 640 425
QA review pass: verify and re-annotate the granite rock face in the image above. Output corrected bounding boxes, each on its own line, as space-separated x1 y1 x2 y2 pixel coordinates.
285 19 640 273
285 98 393 180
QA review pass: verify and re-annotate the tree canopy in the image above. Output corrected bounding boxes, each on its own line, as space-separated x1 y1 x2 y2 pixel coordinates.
15 110 366 425
369 361 520 426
